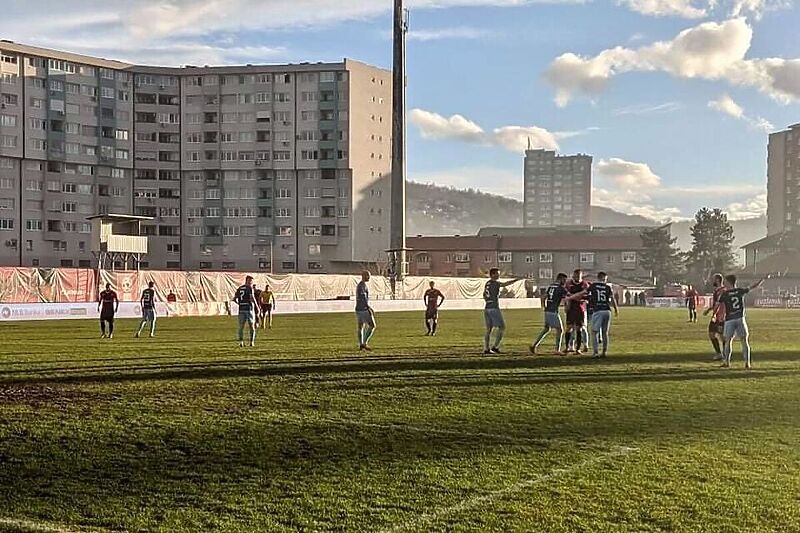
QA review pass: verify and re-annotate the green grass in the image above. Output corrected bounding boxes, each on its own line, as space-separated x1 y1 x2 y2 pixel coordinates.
0 308 798 532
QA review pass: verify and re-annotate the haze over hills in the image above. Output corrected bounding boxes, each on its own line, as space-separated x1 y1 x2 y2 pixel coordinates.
406 181 767 255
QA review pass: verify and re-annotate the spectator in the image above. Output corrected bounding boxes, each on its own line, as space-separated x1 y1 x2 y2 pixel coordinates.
166 290 177 303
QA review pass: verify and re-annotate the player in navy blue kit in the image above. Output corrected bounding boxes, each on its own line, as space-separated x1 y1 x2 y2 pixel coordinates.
714 274 765 369
135 281 157 338
583 272 619 358
233 275 260 347
530 273 569 355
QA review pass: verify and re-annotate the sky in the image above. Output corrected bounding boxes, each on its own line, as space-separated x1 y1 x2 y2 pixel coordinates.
3 0 800 221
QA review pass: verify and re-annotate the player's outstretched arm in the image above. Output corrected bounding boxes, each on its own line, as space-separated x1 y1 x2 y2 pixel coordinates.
612 295 619 316
749 277 766 290
114 294 119 313
438 293 445 307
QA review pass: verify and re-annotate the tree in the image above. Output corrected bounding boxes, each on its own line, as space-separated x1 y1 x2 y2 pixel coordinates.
684 207 736 287
640 226 684 287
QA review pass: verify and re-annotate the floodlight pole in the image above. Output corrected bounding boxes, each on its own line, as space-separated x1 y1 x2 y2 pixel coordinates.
388 0 408 298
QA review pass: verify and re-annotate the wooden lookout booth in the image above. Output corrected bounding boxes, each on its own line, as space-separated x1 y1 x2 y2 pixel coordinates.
88 214 152 271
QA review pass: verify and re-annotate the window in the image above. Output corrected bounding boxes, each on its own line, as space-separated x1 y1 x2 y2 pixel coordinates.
498 252 513 263
622 251 637 263
321 225 336 236
1 93 18 106
580 252 595 264
278 226 293 236
0 115 17 127
273 151 291 161
276 208 291 218
539 252 553 263
277 188 292 199
62 202 77 213
0 135 18 148
304 226 321 236
539 268 553 280
115 129 129 140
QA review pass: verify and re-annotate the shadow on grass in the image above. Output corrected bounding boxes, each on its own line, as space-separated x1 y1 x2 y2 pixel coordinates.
0 350 797 388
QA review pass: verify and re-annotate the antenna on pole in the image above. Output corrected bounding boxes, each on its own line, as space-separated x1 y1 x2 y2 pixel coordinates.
387 0 408 299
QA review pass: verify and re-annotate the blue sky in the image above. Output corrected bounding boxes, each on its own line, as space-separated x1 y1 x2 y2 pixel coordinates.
4 0 799 220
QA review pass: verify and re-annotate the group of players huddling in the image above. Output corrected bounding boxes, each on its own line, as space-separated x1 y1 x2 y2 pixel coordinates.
96 266 766 369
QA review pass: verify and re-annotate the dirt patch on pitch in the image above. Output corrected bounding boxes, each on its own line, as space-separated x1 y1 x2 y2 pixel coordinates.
0 385 92 406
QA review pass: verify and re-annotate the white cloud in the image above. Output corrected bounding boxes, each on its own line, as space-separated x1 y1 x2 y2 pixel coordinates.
617 0 708 18
409 109 577 152
0 0 580 65
708 93 744 117
406 27 490 41
729 0 791 18
611 102 682 115
596 158 662 189
545 17 800 106
708 94 774 131
724 192 767 219
409 109 485 142
593 188 685 221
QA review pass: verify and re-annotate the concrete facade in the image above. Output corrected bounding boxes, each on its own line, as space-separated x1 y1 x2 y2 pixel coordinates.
767 123 800 236
0 41 392 273
523 149 591 228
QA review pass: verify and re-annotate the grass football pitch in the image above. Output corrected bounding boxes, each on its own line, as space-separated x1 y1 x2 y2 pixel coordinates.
0 308 798 533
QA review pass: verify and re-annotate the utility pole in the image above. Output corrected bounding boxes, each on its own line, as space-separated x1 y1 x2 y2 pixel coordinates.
388 0 408 299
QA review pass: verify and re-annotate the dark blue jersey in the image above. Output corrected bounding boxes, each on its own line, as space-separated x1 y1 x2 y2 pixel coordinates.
234 285 255 313
355 281 370 311
588 282 614 312
719 287 750 321
544 283 567 313
141 288 155 309
484 280 501 309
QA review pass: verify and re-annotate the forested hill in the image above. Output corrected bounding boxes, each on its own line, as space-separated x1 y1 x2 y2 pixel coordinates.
406 181 655 236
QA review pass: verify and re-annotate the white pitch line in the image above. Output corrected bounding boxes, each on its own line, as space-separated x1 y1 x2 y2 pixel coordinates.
0 518 110 533
381 446 640 533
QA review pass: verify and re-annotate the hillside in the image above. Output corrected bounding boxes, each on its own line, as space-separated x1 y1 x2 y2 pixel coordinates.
407 181 654 236
406 181 768 257
669 216 767 261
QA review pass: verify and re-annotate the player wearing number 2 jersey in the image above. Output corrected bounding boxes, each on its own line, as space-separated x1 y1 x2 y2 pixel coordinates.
714 274 765 369
530 273 568 355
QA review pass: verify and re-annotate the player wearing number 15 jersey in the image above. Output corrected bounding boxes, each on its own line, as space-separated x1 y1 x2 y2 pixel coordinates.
715 274 765 369
586 272 618 359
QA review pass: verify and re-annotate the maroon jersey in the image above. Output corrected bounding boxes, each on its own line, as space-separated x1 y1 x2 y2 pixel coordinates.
566 279 590 311
99 289 118 314
424 289 443 310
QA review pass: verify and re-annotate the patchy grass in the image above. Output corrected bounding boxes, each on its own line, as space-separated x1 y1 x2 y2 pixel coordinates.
0 308 798 532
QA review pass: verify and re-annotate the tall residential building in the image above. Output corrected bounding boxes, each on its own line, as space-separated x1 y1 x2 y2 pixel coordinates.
0 41 392 273
767 123 800 236
523 149 591 228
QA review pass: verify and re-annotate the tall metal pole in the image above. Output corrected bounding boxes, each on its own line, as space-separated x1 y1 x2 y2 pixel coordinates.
389 0 408 295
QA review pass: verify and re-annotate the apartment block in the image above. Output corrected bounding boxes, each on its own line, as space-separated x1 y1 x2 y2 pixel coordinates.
767 123 800 236
523 149 591 228
0 41 392 273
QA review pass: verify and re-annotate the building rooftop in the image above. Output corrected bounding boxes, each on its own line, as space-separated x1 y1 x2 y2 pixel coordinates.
408 232 645 252
0 40 386 74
